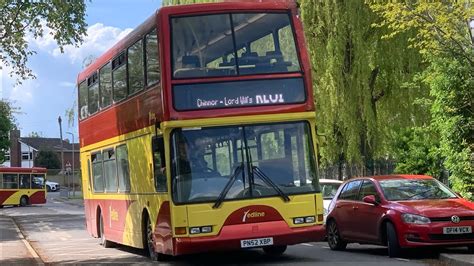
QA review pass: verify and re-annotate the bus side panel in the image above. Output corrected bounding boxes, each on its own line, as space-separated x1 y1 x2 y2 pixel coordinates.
0 190 17 206
84 199 97 237
29 191 46 204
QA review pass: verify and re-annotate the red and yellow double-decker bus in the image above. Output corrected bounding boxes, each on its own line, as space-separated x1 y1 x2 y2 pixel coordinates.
78 1 324 260
0 167 47 208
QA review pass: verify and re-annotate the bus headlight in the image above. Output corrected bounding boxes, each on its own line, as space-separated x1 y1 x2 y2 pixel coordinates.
201 226 212 233
189 226 213 234
189 227 201 234
294 216 315 224
294 217 305 224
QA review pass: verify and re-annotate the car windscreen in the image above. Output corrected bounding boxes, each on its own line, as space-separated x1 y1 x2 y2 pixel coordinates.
379 179 457 201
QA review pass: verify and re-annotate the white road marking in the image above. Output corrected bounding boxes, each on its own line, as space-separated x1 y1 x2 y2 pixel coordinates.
10 217 43 265
300 243 314 247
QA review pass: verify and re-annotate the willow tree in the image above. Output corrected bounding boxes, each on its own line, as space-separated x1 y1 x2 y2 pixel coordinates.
371 2 474 199
299 0 427 177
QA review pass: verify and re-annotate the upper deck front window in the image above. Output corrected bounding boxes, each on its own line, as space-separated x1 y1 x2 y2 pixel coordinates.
171 12 301 79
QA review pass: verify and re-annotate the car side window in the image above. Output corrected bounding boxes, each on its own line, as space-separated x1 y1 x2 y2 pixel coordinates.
338 180 362 201
358 180 378 201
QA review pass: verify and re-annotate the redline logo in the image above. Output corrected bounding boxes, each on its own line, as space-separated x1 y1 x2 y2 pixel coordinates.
242 209 265 222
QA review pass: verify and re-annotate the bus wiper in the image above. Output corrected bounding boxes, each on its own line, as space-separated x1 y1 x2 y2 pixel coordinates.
213 163 244 209
252 166 290 202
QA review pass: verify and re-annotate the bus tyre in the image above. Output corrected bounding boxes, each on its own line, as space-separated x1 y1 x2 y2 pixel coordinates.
145 217 166 261
327 220 347 251
99 214 114 248
263 245 287 256
467 245 474 254
386 222 402 258
19 196 28 207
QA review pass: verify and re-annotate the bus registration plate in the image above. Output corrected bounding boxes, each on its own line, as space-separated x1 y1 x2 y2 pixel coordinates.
240 237 273 248
443 226 472 234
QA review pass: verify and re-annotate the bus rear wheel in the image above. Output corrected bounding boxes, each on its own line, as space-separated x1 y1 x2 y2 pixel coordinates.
99 213 114 248
263 245 287 256
19 196 28 207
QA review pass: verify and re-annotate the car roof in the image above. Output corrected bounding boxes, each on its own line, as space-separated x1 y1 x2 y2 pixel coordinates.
349 174 434 182
319 178 343 184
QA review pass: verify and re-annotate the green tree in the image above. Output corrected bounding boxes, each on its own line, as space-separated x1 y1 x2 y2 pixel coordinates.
299 0 427 177
0 100 16 163
34 150 60 169
392 126 443 177
0 0 87 83
370 2 474 199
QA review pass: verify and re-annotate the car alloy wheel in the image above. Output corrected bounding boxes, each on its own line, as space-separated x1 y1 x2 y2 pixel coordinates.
326 220 347 250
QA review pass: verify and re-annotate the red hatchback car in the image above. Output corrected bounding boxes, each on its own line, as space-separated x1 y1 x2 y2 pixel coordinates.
325 175 474 257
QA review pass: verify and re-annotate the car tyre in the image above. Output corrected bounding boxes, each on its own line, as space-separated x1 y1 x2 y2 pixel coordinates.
386 222 402 258
46 185 51 192
327 220 347 250
263 245 287 256
99 214 114 248
19 196 28 207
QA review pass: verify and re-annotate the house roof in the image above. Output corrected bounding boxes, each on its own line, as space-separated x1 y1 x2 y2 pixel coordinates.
19 137 79 152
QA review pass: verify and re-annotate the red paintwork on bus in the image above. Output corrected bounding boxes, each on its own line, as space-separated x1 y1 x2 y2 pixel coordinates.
83 199 135 243
154 201 173 254
172 221 324 255
29 191 47 204
78 1 315 148
0 167 47 173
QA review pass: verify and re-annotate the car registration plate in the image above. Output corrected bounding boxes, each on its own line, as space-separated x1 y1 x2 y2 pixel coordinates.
240 237 273 248
443 226 472 234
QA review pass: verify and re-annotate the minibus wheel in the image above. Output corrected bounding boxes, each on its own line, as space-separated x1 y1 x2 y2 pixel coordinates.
19 196 28 207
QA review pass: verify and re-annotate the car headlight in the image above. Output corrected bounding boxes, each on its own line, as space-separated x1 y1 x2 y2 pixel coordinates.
401 213 431 224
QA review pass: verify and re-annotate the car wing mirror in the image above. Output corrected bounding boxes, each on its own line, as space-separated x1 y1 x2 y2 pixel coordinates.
363 195 377 205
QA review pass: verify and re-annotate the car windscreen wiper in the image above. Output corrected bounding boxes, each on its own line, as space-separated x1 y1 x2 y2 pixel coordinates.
252 166 290 202
212 163 244 209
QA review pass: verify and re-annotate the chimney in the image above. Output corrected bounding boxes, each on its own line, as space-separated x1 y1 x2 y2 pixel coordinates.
10 129 21 167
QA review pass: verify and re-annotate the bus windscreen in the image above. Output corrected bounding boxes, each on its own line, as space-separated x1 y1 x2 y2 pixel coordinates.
171 12 301 78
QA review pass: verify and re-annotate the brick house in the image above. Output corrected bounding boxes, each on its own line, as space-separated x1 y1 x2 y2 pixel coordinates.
2 129 79 172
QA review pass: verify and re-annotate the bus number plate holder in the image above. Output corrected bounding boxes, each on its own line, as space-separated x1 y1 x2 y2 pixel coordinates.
240 237 273 248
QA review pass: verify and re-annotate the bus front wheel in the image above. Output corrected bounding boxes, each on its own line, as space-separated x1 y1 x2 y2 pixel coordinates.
145 216 168 261
19 196 28 207
263 245 287 256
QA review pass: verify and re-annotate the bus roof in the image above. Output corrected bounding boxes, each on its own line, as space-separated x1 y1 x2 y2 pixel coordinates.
0 167 48 173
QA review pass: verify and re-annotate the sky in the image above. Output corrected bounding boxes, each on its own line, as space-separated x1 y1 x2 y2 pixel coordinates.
0 0 163 141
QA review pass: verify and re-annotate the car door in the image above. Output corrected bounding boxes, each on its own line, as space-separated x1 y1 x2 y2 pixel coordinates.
333 180 362 240
352 180 383 242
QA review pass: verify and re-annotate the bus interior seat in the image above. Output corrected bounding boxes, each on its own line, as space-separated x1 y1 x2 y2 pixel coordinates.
258 158 293 186
182 55 201 68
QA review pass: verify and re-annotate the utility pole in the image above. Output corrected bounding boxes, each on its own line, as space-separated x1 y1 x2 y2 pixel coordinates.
58 116 66 197
66 132 75 197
